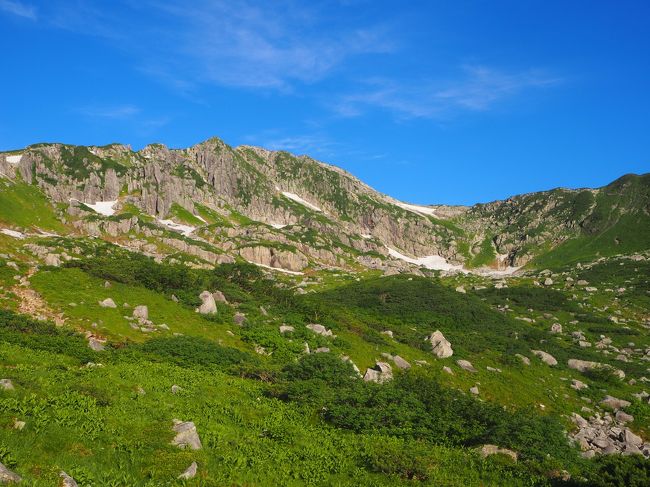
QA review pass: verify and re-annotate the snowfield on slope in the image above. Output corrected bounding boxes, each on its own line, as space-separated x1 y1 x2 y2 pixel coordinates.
158 219 196 237
1 228 25 239
387 247 465 272
87 200 118 216
388 246 521 276
393 201 438 217
280 191 322 212
252 262 304 275
5 154 22 164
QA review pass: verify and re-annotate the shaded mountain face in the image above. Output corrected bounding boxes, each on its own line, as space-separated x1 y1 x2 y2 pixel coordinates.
0 138 648 273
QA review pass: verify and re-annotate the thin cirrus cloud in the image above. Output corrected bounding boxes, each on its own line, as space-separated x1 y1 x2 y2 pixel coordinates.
76 104 169 136
77 104 141 120
0 0 37 20
41 0 395 92
333 66 563 119
243 132 338 158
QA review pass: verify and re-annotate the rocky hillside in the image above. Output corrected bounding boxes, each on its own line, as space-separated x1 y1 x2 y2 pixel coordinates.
1 138 649 485
0 138 648 275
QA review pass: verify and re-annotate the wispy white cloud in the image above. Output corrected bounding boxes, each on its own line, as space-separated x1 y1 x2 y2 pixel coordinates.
242 130 341 158
42 0 395 93
333 65 562 119
78 104 141 119
76 103 170 135
0 0 37 20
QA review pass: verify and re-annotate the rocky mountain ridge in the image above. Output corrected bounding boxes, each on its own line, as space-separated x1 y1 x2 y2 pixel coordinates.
1 138 648 275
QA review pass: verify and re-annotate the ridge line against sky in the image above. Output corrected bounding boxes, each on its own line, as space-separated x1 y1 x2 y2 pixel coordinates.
0 0 648 205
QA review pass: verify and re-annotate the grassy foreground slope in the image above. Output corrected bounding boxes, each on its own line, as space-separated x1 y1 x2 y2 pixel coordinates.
1 243 649 485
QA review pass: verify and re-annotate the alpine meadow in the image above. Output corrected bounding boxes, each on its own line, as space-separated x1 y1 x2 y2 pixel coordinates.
1 1 649 486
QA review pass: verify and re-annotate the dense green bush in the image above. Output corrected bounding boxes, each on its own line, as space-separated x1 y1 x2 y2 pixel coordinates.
133 335 257 369
318 370 577 463
475 286 578 313
583 455 650 487
0 310 95 363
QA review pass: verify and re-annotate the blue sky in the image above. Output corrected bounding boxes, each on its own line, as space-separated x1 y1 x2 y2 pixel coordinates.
1 0 648 205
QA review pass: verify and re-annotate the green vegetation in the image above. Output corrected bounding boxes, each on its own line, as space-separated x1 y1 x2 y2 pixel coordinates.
0 180 67 232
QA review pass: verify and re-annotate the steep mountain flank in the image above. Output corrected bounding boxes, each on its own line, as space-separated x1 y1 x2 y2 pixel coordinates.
0 138 648 273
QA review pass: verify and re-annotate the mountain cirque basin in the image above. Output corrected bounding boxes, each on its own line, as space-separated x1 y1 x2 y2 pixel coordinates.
0 138 649 486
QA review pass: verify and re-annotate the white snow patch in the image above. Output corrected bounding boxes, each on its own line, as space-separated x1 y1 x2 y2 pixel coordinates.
387 247 466 272
1 228 25 239
360 234 372 239
394 201 438 217
281 191 322 212
87 200 118 216
158 219 196 237
194 214 207 224
251 262 304 275
5 155 22 164
270 223 287 229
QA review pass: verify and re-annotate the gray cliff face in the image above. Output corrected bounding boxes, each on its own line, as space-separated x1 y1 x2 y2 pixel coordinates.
1 140 648 273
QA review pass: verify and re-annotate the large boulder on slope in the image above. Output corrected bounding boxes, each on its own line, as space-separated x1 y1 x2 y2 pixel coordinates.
427 330 453 358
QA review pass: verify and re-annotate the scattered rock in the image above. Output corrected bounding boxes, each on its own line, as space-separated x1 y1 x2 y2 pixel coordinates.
363 362 393 383
104 281 112 288
178 462 198 480
381 330 394 338
171 420 202 450
196 291 217 315
531 350 557 366
615 411 634 424
456 359 477 372
13 419 25 430
428 330 453 358
88 336 105 351
515 354 530 365
392 355 411 370
571 379 588 391
314 347 330 353
550 323 562 334
455 286 466 294
133 305 149 321
0 462 21 484
44 253 61 267
543 278 553 286
306 323 334 337
601 395 631 410
99 298 117 308
0 379 14 390
470 386 479 395
233 312 246 326
212 290 228 303
478 445 518 461
279 325 294 334
60 471 79 487
442 366 454 375
171 384 182 394
568 359 624 379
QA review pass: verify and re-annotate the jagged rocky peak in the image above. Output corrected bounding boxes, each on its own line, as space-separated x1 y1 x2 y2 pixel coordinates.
1 139 648 275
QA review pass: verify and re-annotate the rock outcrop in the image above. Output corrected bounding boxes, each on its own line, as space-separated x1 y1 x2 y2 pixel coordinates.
363 362 393 383
0 462 21 484
171 420 202 450
531 350 557 366
428 330 453 358
570 413 649 458
196 291 217 315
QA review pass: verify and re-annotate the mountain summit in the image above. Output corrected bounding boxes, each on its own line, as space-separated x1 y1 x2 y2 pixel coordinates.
2 138 647 275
